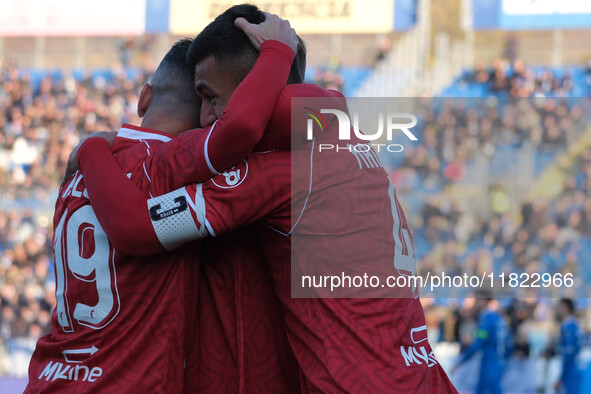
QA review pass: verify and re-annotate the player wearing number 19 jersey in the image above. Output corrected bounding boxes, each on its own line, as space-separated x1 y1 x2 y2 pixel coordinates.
26 36 297 393
76 95 458 392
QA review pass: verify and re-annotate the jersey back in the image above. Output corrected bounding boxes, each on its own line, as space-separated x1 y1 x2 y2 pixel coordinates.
276 134 457 392
26 128 199 393
111 126 298 393
195 139 457 392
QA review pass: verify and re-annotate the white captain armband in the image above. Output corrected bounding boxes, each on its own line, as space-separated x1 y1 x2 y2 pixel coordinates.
147 187 208 251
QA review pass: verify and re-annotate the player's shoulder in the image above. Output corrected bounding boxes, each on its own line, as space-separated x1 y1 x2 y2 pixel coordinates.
248 149 290 168
116 124 175 143
204 150 289 191
281 83 344 98
113 135 166 152
55 173 90 217
112 125 170 157
277 84 346 119
478 310 494 324
268 85 346 135
114 136 167 171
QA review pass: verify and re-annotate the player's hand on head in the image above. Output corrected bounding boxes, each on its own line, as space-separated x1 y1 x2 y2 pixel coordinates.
61 131 118 186
235 13 297 54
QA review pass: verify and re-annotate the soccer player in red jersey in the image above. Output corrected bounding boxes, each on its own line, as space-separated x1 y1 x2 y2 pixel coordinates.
26 16 300 393
78 116 458 393
71 5 458 393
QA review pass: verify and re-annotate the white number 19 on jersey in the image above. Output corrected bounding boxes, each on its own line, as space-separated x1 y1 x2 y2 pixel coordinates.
54 206 120 332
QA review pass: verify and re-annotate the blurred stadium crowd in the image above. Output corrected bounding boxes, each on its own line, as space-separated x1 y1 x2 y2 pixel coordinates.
0 60 147 375
388 58 591 390
390 94 591 286
1 47 591 390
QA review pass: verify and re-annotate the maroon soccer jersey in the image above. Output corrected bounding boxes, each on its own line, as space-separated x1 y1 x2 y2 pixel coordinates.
25 129 200 393
186 227 300 393
78 143 457 392
27 39 298 393
197 143 457 392
75 83 457 391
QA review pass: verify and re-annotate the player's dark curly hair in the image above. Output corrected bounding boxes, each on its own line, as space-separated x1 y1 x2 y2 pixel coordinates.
186 4 306 86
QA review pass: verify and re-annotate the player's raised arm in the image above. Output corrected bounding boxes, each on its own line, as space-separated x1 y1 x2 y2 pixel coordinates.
146 150 291 251
76 138 163 255
77 138 290 255
61 131 117 185
148 14 297 191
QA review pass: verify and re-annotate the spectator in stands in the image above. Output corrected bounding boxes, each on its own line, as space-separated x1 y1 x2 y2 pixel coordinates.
460 56 575 98
375 35 391 64
119 37 135 67
309 56 345 93
471 62 490 84
503 32 519 63
0 207 53 374
490 183 510 216
490 59 510 93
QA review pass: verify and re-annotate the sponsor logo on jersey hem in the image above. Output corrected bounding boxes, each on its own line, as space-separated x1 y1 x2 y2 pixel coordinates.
400 326 438 368
62 345 98 363
38 361 103 383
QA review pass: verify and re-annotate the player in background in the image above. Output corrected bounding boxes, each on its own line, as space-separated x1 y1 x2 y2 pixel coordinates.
453 294 511 394
555 298 582 394
26 16 299 393
71 5 458 392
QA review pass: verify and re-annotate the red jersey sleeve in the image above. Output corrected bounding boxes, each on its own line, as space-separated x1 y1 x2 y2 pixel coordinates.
146 150 291 250
76 138 164 256
77 138 291 254
147 40 294 191
197 151 291 237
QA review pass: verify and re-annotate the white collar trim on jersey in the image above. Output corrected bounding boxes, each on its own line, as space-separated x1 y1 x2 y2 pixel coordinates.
117 127 172 142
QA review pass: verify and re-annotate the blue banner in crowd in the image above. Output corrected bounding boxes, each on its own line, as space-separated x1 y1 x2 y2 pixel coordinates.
472 0 591 30
394 0 417 31
145 0 170 33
